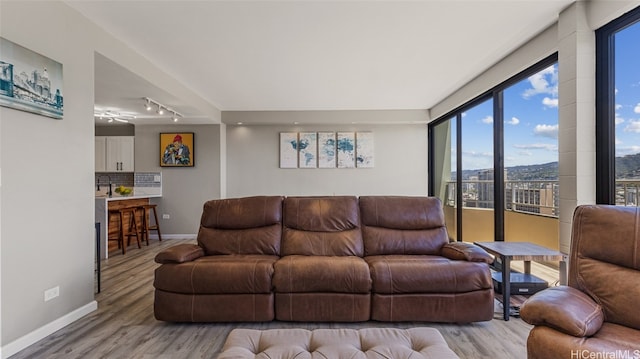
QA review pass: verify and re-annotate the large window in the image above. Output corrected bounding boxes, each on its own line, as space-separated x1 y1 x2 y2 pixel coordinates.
429 55 558 243
596 6 640 205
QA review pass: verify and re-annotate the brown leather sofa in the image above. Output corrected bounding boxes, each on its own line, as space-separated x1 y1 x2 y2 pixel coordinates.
520 205 640 358
153 195 494 323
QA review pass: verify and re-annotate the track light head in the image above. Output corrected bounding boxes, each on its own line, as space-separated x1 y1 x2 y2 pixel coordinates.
157 104 164 115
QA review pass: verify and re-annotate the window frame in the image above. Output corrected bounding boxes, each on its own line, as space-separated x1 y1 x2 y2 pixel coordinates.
595 6 640 204
428 53 558 242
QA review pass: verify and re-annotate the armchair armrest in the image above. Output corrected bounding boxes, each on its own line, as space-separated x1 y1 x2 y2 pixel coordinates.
520 286 604 337
441 242 494 263
155 243 204 264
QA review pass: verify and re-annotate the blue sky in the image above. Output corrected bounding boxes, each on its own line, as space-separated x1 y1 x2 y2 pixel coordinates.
454 18 639 171
456 63 559 171
615 21 640 157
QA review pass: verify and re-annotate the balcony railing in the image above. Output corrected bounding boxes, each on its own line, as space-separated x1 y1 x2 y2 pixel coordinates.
615 179 640 206
445 180 559 217
445 179 640 217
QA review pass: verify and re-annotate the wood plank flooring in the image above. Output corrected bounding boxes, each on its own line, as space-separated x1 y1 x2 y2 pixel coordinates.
10 238 554 359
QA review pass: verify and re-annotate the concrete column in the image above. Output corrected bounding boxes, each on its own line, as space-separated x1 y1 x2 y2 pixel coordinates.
557 1 596 254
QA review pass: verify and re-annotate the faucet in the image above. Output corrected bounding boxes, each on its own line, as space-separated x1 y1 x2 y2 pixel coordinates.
97 175 112 197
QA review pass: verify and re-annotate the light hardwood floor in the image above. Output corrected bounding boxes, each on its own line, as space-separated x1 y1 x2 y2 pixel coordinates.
10 238 558 359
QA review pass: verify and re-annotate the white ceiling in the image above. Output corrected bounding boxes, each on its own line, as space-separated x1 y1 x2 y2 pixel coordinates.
69 0 574 125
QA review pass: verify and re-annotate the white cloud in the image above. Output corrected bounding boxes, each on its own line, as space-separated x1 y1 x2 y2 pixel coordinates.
616 145 640 156
624 120 640 133
523 65 558 99
517 150 533 156
616 104 623 110
481 116 493 124
615 115 625 125
506 117 520 125
616 137 622 145
542 97 558 108
462 150 492 158
513 143 558 151
533 124 559 139
634 103 640 113
461 112 467 118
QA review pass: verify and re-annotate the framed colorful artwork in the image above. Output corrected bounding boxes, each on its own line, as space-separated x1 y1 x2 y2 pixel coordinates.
160 132 194 167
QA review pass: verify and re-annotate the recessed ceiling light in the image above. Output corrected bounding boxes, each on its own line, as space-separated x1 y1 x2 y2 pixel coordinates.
237 122 243 125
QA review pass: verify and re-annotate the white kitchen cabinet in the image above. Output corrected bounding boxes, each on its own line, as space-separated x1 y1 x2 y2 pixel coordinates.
96 136 135 172
95 136 107 172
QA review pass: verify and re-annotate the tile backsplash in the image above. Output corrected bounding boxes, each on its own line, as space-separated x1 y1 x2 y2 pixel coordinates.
95 172 133 187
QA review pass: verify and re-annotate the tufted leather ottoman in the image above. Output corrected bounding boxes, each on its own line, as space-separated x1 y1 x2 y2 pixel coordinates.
218 327 460 358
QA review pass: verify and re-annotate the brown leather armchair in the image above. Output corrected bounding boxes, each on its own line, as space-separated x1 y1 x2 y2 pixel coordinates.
521 205 640 358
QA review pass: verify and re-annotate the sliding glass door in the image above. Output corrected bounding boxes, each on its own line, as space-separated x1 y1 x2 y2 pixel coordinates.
429 55 558 244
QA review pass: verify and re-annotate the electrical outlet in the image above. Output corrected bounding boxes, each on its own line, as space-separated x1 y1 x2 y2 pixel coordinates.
44 286 59 302
162 214 170 219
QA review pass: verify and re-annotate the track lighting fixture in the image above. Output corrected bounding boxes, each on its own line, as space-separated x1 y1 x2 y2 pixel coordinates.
94 109 135 124
142 97 183 121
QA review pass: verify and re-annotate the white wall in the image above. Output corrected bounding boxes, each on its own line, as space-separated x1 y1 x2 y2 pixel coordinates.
224 110 428 197
0 1 221 356
0 1 97 352
134 125 221 235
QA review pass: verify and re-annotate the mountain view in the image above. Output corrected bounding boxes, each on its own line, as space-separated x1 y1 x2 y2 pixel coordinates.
455 152 640 181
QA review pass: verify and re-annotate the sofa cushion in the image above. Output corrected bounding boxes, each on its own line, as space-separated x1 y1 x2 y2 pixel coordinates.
366 255 492 294
274 255 371 293
282 196 363 256
197 196 283 255
359 196 449 256
154 254 278 294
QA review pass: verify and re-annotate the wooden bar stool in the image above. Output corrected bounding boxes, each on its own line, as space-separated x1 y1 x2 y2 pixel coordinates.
139 204 162 244
109 207 142 254
107 209 123 253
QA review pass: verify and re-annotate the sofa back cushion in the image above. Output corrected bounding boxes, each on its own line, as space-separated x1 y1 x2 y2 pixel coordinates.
359 196 448 256
570 205 640 330
282 196 363 256
197 196 283 255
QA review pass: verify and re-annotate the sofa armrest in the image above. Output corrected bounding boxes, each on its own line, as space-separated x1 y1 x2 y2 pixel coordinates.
441 242 494 263
520 286 604 337
155 243 204 264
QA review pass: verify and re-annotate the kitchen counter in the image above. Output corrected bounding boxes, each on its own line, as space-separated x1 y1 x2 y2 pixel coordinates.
95 193 162 259
96 194 162 201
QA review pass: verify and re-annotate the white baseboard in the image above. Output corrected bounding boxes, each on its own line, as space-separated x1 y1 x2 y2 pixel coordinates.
149 234 197 240
2 301 97 359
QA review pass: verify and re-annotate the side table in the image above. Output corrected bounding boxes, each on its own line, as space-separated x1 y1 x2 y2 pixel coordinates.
474 241 567 321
